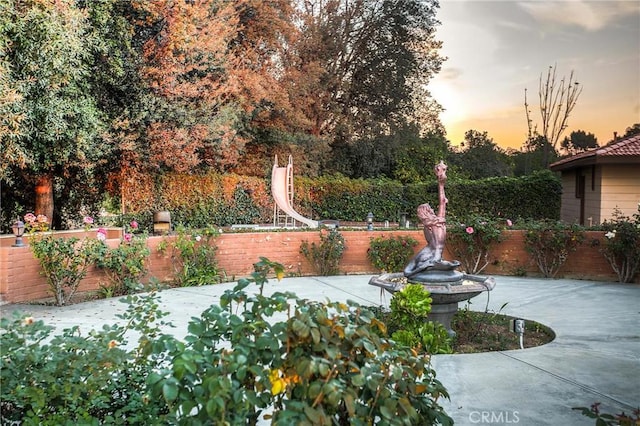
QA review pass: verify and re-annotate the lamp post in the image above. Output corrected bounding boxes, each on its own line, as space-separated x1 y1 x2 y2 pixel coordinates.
11 219 25 247
366 212 374 231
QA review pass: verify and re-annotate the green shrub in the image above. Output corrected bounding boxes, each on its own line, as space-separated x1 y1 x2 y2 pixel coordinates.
523 219 585 278
30 232 105 306
388 284 453 354
159 226 223 286
149 258 453 424
96 227 150 296
573 402 640 425
300 228 346 275
1 258 453 424
304 175 406 222
447 214 508 274
405 169 561 223
367 235 418 272
0 292 173 423
107 169 560 230
600 207 640 283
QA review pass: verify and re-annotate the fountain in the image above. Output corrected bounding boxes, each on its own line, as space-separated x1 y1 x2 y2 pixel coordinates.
369 161 495 336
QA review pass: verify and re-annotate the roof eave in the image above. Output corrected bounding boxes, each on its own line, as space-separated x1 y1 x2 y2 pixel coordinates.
549 155 640 172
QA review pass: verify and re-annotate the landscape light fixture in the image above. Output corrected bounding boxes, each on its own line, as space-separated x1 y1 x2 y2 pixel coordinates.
367 212 374 231
11 218 25 247
511 318 525 349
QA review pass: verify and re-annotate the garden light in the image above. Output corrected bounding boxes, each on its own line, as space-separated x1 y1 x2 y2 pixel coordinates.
511 318 525 349
11 218 25 247
367 212 374 231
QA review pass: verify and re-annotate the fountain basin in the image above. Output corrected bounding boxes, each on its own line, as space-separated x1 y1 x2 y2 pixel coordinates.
369 272 496 336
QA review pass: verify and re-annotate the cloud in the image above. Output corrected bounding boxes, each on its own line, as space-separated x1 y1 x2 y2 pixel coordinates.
439 67 463 81
519 0 640 31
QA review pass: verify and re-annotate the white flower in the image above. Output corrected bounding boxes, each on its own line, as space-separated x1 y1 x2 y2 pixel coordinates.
604 231 616 239
218 228 223 234
195 235 202 242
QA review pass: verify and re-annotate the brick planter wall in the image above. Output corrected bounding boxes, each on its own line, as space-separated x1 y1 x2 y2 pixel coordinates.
0 229 634 304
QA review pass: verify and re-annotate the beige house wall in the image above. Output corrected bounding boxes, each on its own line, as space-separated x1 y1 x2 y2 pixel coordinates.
560 164 639 226
560 166 602 226
585 166 603 226
560 170 580 223
598 164 640 223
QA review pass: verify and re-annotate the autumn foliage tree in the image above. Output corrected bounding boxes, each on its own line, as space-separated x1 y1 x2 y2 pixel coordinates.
2 0 446 228
128 0 302 176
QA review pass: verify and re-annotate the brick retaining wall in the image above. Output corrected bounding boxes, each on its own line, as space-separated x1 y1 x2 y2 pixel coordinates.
0 229 633 304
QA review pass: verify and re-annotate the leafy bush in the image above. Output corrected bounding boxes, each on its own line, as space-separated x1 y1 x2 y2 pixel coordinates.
302 175 406 222
159 226 223 286
300 228 346 275
149 258 453 424
600 206 640 283
367 235 418 272
0 292 173 423
104 169 561 231
96 226 150 296
1 258 453 424
405 170 561 223
29 232 105 306
447 215 509 274
523 219 585 278
388 284 452 354
573 402 640 426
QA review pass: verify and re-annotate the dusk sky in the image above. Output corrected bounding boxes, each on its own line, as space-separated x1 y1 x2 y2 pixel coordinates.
428 0 640 150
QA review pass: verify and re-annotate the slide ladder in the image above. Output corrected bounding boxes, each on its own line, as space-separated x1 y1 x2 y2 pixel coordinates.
272 155 318 228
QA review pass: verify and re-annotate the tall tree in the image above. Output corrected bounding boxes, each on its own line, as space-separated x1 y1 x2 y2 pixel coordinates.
525 64 582 166
4 0 108 226
450 130 513 179
512 134 558 177
133 0 239 173
0 49 25 183
393 129 452 183
293 0 443 174
560 130 598 155
622 123 640 138
132 0 300 174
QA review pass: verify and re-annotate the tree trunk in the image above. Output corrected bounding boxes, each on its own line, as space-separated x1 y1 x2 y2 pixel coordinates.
35 174 54 226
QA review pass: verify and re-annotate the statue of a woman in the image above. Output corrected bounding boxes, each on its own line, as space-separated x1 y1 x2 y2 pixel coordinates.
403 161 458 279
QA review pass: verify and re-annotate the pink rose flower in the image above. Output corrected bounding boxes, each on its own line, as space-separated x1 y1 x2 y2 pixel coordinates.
24 213 36 223
96 227 107 241
124 233 133 243
36 214 48 223
130 220 139 230
465 226 474 234
506 219 513 227
83 216 94 225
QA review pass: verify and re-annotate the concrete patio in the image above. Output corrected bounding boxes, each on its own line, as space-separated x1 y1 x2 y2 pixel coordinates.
1 275 638 425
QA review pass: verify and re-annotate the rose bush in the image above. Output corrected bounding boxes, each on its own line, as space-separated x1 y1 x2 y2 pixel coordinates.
29 216 105 305
96 220 151 296
446 215 509 274
600 206 640 283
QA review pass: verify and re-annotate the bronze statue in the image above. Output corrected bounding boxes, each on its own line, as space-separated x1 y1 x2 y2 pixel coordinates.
404 161 459 279
370 160 496 336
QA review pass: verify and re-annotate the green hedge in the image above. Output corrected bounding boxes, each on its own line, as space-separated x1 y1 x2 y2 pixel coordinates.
122 170 560 227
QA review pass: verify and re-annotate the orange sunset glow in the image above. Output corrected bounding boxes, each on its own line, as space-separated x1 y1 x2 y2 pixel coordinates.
430 0 640 150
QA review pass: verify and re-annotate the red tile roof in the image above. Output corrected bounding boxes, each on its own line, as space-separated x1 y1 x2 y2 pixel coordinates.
549 134 640 171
